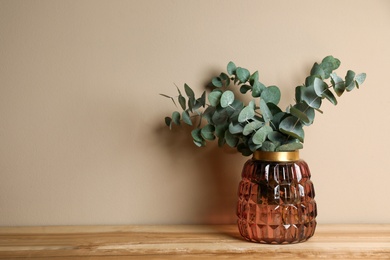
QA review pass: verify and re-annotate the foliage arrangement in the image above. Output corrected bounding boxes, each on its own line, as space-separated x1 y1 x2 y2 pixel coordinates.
161 56 366 156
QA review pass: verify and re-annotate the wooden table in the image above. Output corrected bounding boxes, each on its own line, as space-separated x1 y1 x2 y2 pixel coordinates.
0 224 389 259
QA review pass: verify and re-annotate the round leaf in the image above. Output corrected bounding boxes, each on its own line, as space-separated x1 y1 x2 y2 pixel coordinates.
172 111 180 125
211 77 223 88
201 124 216 140
236 67 250 83
261 85 281 105
220 90 234 108
208 90 222 106
252 125 273 145
279 116 304 142
238 106 255 123
227 61 236 75
182 111 192 126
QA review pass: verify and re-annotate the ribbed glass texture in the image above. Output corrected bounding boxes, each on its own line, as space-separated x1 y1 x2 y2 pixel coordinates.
237 158 317 244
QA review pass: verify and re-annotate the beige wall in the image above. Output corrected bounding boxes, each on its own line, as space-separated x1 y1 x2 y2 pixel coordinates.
1 0 389 226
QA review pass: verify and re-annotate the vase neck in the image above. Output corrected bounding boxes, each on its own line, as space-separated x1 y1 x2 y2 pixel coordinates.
253 150 299 162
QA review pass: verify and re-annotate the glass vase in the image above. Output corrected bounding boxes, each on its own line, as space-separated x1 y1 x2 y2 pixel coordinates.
236 150 317 244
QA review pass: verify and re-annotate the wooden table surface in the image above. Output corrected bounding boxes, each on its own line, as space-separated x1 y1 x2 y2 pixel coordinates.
0 224 389 259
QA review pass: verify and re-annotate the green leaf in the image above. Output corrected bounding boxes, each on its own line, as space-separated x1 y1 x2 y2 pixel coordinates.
212 109 228 125
193 139 206 147
355 73 366 87
240 85 252 94
320 56 340 79
252 125 273 145
172 111 180 125
182 111 192 126
271 112 288 129
267 103 283 116
268 131 286 147
184 84 195 99
313 78 338 105
310 62 325 79
220 90 234 108
301 85 322 109
211 77 223 88
345 70 356 91
293 102 315 126
202 106 216 123
229 122 244 134
249 71 259 85
191 128 203 143
252 81 266 97
243 120 263 136
236 67 250 83
215 123 228 138
220 73 230 87
225 130 238 147
259 99 272 123
238 106 255 123
201 124 215 140
197 91 206 108
276 141 303 151
330 72 345 97
208 90 222 106
289 106 310 124
227 61 236 75
279 116 304 142
237 143 252 156
295 86 304 103
261 141 276 152
261 85 281 105
178 95 186 110
164 117 172 128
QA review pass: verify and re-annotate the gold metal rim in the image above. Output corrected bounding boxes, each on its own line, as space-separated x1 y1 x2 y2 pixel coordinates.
253 150 299 162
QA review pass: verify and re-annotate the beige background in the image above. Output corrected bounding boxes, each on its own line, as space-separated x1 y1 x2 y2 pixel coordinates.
1 0 389 226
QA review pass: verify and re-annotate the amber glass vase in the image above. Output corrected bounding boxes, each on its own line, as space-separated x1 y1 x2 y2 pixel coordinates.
237 150 317 244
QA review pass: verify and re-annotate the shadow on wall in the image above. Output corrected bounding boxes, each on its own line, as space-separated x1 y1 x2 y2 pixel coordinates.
155 121 245 224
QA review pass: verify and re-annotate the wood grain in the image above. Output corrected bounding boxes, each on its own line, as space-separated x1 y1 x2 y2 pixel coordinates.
0 224 389 259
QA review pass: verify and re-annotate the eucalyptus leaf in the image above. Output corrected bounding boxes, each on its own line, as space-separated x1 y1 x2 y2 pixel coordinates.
229 122 244 134
330 72 345 97
164 117 172 128
227 61 236 75
193 139 206 147
252 125 272 145
355 73 366 87
279 116 304 142
240 85 252 94
249 71 259 85
191 128 203 143
261 85 281 105
225 130 238 147
268 131 286 147
201 124 216 140
293 102 315 126
172 111 180 125
320 56 340 79
289 106 310 124
220 73 230 87
208 90 222 106
184 84 195 100
220 90 234 108
211 77 223 88
182 111 192 125
345 70 356 91
252 81 266 97
238 106 255 123
178 95 186 110
276 142 303 151
236 67 250 83
261 141 276 152
310 63 325 79
243 120 263 136
301 85 322 109
260 99 272 122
